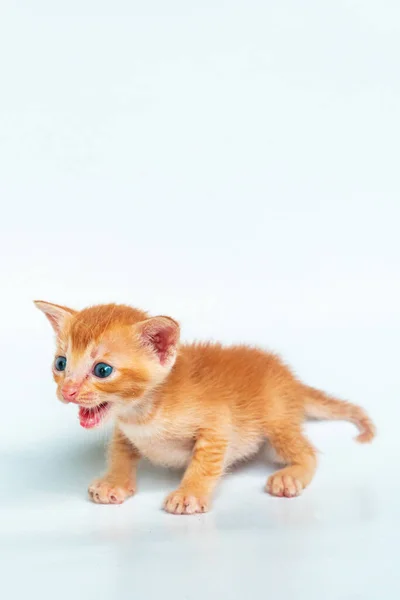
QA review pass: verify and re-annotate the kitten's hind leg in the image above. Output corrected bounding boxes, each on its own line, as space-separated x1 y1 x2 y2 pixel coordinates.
265 442 288 466
264 421 317 498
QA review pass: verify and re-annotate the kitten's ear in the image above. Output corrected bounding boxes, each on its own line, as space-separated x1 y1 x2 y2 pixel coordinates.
34 300 76 334
137 316 180 365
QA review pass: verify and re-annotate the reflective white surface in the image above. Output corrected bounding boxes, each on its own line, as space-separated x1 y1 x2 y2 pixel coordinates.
1 1 400 598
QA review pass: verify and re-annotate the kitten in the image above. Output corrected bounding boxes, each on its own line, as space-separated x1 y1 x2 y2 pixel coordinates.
35 301 375 514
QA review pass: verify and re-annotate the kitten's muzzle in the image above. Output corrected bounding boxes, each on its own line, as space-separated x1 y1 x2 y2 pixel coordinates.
61 384 80 403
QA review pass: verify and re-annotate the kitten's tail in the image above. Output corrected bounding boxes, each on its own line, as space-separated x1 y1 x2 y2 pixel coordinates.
303 385 376 443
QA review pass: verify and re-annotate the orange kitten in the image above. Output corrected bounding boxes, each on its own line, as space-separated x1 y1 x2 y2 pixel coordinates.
35 301 375 514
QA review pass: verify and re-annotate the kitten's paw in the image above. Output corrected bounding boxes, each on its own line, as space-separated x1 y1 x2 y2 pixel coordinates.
163 490 209 515
88 477 135 505
266 473 304 498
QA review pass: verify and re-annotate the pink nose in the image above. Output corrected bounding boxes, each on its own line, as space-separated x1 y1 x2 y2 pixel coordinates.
62 385 80 403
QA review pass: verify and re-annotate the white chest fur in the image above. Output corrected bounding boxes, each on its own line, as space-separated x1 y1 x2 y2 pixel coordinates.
118 419 194 469
118 417 265 471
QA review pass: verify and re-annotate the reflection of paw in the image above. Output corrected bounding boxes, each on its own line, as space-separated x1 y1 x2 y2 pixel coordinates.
266 473 304 498
163 490 209 515
88 477 135 504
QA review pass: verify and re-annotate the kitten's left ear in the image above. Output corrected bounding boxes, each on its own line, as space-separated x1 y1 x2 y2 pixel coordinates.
137 316 180 366
34 300 76 334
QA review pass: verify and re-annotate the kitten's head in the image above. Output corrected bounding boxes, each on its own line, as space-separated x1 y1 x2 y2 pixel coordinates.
34 301 180 429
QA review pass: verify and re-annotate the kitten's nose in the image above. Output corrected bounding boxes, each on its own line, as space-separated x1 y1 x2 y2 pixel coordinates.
62 384 80 403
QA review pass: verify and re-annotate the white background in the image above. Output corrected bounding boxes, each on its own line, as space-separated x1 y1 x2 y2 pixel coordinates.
1 2 399 599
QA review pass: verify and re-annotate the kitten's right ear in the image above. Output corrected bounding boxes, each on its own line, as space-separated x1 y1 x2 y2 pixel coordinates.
34 300 76 334
137 315 180 366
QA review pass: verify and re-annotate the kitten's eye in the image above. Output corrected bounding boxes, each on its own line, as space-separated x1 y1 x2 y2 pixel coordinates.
54 356 67 372
93 363 113 378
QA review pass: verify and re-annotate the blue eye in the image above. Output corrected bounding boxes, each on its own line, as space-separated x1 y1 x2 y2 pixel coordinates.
93 363 113 378
55 356 67 371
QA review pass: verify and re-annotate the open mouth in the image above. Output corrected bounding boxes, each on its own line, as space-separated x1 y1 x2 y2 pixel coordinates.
79 402 111 429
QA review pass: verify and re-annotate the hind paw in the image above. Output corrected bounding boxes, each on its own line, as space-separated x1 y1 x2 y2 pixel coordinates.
266 473 304 498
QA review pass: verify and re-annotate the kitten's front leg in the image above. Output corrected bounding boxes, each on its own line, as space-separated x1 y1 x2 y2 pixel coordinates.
164 429 227 515
89 426 140 505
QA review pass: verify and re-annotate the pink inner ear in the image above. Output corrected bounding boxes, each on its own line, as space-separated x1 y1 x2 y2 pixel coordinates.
142 321 178 365
47 314 61 330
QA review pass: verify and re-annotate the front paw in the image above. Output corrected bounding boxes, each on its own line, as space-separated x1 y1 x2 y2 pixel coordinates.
163 489 209 515
88 477 135 505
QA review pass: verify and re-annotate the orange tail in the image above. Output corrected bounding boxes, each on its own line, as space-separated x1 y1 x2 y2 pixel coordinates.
303 385 376 443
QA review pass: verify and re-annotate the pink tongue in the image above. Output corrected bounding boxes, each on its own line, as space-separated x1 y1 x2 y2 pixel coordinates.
79 403 109 429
